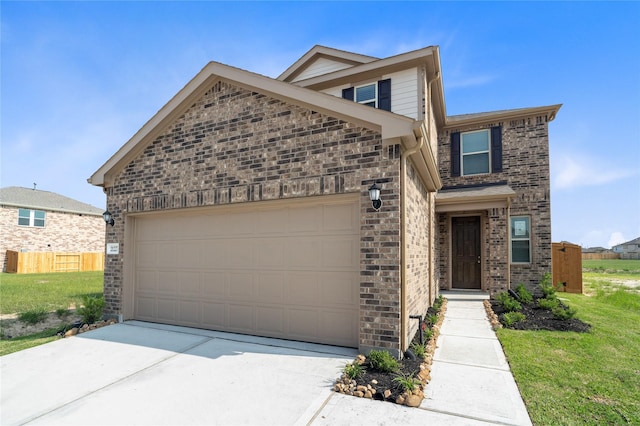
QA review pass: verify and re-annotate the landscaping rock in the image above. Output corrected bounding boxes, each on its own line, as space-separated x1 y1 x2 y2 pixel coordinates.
405 394 422 407
64 328 78 337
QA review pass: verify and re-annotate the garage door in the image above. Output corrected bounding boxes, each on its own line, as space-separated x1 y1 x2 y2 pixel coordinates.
133 197 360 347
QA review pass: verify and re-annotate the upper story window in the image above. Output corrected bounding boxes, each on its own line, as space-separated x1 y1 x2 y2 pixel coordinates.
18 208 46 228
342 79 391 111
461 130 490 175
355 83 377 107
450 126 503 177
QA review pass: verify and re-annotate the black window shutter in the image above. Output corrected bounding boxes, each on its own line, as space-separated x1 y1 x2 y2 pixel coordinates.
378 79 392 111
451 132 461 177
342 87 354 101
491 126 503 173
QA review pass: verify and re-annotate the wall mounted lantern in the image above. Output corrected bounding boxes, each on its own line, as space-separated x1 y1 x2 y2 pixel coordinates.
368 183 382 211
103 210 115 227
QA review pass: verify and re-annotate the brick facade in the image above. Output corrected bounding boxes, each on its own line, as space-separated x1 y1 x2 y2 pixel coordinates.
104 81 419 354
437 114 553 294
0 206 105 271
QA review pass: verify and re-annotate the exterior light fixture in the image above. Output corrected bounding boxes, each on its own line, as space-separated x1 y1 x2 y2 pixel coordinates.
103 210 115 227
368 183 382 211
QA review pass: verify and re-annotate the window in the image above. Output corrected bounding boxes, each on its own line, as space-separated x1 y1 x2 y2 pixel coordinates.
342 79 391 111
18 208 46 228
462 130 490 175
355 84 377 107
450 126 502 177
511 216 530 263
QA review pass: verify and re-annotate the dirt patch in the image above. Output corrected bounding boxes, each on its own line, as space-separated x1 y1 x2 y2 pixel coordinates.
0 311 83 339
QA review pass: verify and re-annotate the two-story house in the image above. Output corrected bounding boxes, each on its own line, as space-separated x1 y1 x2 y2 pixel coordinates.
89 45 560 357
0 186 105 271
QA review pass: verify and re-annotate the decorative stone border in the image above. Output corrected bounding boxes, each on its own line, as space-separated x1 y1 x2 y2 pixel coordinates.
484 299 502 330
63 319 118 337
333 297 448 407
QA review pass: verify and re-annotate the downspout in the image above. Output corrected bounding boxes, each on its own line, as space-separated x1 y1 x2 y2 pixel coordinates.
400 70 440 354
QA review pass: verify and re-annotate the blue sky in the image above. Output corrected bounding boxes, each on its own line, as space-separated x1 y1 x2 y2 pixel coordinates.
1 1 639 248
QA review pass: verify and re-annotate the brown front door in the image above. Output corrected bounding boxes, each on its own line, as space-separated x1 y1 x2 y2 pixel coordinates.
452 216 481 289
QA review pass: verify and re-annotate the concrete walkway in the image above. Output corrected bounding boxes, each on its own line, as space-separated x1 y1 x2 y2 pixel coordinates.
420 290 532 425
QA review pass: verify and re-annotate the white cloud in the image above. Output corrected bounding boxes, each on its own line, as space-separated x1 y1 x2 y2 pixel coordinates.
552 154 638 190
608 232 626 248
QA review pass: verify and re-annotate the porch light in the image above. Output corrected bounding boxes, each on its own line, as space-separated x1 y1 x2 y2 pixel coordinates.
368 183 382 211
103 210 115 227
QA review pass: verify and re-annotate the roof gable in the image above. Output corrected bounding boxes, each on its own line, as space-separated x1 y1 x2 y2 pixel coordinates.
89 61 419 188
277 45 378 83
0 186 103 215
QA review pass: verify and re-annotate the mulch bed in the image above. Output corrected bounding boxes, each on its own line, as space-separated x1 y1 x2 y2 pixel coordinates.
488 297 591 333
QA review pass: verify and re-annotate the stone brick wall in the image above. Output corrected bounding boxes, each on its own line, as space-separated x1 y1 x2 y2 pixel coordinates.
437 114 553 293
0 206 105 271
104 80 404 353
404 158 434 348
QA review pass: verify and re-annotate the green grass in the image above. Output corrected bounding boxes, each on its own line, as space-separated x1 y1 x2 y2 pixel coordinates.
0 271 103 315
0 328 63 356
582 259 640 273
498 269 640 425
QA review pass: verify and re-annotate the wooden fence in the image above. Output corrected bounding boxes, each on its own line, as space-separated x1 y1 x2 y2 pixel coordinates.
5 251 104 274
552 242 583 293
581 252 620 260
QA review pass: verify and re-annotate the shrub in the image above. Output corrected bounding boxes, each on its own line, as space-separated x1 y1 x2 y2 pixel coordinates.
367 350 399 373
540 273 556 298
18 307 48 325
392 372 421 392
552 305 577 320
502 311 526 327
410 341 426 359
427 314 439 326
515 284 533 305
343 362 364 380
496 292 522 312
77 295 105 324
538 297 559 310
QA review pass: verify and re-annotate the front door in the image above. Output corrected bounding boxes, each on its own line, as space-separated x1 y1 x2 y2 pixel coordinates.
452 216 481 289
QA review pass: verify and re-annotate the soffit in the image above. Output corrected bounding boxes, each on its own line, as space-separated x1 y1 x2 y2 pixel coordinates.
444 104 562 130
435 185 516 213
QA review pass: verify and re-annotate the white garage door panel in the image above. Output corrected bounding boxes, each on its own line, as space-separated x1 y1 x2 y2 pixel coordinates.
133 197 360 347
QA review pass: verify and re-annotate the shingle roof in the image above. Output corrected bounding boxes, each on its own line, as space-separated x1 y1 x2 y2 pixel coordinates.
0 187 103 216
614 237 640 247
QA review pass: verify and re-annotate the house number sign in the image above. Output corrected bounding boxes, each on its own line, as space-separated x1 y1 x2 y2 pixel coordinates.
106 243 120 255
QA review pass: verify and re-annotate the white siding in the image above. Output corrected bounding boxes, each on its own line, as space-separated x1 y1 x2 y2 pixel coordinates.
292 58 354 82
319 68 420 120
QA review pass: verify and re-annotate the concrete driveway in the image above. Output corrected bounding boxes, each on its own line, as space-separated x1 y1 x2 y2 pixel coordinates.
2 320 502 426
1 321 357 425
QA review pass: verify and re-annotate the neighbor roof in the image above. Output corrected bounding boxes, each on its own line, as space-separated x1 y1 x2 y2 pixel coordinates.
614 237 640 247
0 187 103 216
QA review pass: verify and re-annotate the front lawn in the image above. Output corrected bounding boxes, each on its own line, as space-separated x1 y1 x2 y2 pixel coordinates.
498 265 640 425
0 271 103 315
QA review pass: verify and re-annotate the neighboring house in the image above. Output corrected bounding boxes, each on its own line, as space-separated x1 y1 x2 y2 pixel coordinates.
612 237 640 259
0 186 105 271
89 45 560 356
582 246 611 254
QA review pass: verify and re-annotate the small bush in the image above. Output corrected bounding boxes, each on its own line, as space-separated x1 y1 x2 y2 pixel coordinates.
367 350 399 373
77 295 105 324
496 292 522 312
540 273 556 298
538 297 559 310
552 305 577 320
515 284 533 305
427 314 439 326
502 311 526 327
392 372 421 392
56 307 70 318
410 341 426 359
343 362 364 380
18 307 48 325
